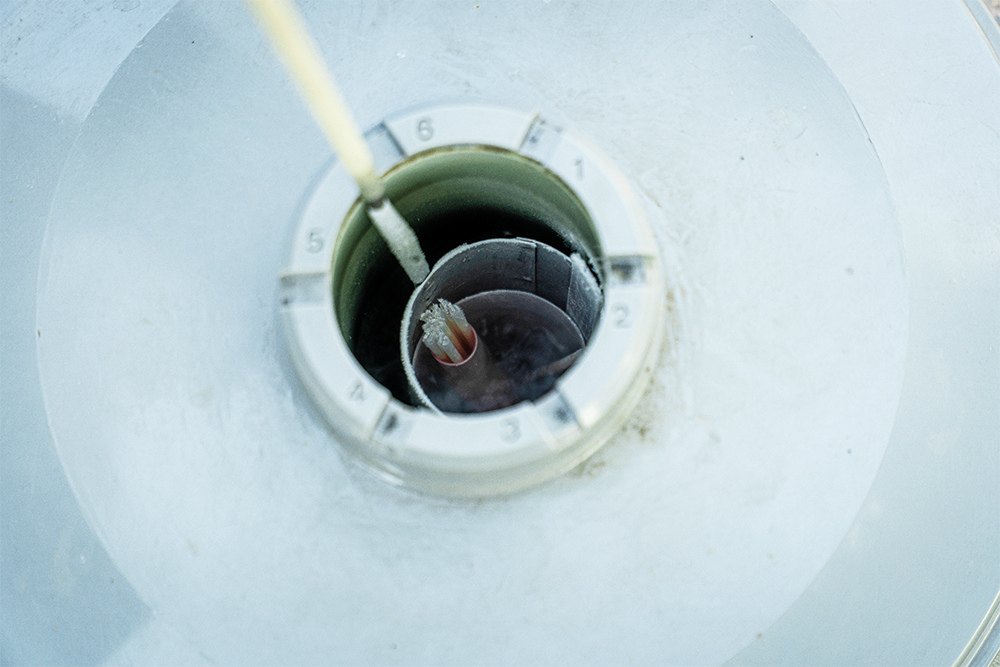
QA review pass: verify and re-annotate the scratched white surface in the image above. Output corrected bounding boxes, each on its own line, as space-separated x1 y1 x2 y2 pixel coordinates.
6 0 997 665
31 2 909 664
0 0 175 121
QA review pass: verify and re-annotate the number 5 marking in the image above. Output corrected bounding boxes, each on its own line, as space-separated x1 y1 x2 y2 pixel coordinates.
306 229 324 253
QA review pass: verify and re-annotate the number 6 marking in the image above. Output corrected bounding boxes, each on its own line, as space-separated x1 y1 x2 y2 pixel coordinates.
417 117 434 141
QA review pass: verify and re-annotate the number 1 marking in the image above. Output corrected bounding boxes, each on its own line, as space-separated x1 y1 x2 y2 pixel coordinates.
501 418 521 442
306 229 324 253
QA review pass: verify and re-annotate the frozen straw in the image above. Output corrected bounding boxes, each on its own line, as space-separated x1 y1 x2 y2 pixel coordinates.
417 298 517 412
420 300 476 364
246 0 429 284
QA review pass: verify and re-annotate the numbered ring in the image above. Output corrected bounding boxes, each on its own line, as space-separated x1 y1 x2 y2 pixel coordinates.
280 103 663 496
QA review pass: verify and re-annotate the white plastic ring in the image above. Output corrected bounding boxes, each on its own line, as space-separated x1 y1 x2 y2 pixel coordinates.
280 103 663 496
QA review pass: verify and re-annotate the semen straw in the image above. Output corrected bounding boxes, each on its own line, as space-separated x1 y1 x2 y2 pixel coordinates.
417 298 516 411
420 300 476 364
246 0 429 284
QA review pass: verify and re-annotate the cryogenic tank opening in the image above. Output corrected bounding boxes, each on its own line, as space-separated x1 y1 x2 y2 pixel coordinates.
332 145 602 408
281 103 663 495
401 238 601 414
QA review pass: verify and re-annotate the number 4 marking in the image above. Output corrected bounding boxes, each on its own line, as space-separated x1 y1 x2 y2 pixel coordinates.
349 381 365 401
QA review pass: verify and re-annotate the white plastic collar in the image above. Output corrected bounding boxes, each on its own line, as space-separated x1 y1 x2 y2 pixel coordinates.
280 103 663 496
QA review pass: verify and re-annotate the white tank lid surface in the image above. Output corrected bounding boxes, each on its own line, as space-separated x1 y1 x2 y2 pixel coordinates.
2 1 998 665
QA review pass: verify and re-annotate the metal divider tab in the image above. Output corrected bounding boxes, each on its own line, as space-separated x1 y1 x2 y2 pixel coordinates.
519 116 563 163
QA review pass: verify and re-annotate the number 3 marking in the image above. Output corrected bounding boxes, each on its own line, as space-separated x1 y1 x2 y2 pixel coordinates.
613 303 631 328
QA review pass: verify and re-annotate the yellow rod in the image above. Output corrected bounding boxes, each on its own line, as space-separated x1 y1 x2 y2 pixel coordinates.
246 0 384 203
246 0 429 283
